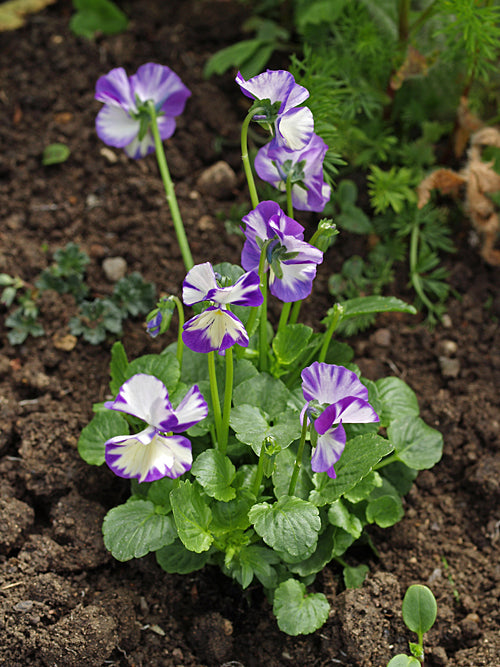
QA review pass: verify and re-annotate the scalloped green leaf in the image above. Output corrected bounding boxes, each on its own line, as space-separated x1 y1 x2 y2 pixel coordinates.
102 500 176 561
273 579 330 636
388 416 443 469
191 449 236 501
170 481 213 553
77 410 129 465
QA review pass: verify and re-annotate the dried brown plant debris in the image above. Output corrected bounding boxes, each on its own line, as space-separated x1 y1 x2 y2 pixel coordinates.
417 127 500 266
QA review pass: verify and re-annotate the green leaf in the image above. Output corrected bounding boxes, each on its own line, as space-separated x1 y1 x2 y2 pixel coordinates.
388 417 443 469
109 341 128 396
328 500 364 539
387 654 421 666
233 373 292 420
343 564 369 589
366 494 404 528
170 481 213 553
273 579 330 636
248 496 320 558
70 0 128 39
337 203 374 234
230 404 301 455
225 544 280 589
272 446 313 500
126 353 180 393
343 470 383 503
191 450 236 502
376 377 420 426
204 39 265 77
156 539 211 574
402 584 437 635
42 143 70 166
309 434 394 506
77 410 128 465
102 500 176 561
337 296 416 321
211 489 255 534
287 524 337 577
272 324 313 366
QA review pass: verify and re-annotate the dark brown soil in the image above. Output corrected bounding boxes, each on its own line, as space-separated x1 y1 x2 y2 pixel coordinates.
1 2 499 666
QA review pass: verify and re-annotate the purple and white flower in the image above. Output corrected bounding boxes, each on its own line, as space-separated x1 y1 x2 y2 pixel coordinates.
236 69 314 152
241 201 323 302
301 362 379 479
254 133 331 212
104 374 207 483
182 262 263 353
95 63 191 159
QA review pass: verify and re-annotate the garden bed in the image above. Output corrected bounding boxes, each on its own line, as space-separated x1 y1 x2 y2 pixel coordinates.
0 1 499 665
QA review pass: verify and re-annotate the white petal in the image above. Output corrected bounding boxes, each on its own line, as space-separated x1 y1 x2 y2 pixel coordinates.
96 105 139 148
183 262 217 305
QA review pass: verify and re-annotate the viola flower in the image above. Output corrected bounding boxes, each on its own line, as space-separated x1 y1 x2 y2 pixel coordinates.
236 69 314 152
104 374 208 483
254 133 331 212
301 362 379 478
95 63 191 159
241 201 323 302
182 262 263 353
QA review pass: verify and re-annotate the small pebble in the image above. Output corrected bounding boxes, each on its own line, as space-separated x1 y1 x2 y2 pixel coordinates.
14 600 34 612
371 328 391 347
436 339 458 357
103 256 127 282
441 313 452 328
196 161 237 199
438 356 460 378
100 147 118 163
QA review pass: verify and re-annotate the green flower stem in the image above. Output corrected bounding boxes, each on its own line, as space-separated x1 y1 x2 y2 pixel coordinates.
241 108 261 210
288 415 309 496
277 301 291 336
219 346 234 455
251 444 266 497
318 303 344 363
147 101 194 272
285 173 294 219
208 351 223 448
171 295 184 367
259 260 268 372
372 453 399 470
289 299 302 325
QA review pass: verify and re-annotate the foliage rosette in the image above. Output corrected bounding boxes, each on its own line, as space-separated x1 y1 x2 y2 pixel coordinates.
80 63 444 637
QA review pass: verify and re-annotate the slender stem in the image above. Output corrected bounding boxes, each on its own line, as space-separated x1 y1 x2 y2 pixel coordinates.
372 453 399 470
208 352 223 447
241 108 260 210
277 301 292 336
409 0 440 36
285 173 294 219
251 444 266 497
288 415 309 496
318 303 344 363
171 296 184 368
289 299 302 325
147 101 194 271
398 0 410 47
259 266 268 372
220 346 233 455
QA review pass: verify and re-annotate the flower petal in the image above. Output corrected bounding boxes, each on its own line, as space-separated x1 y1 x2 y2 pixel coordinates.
105 431 192 482
235 69 309 112
212 270 263 307
182 307 249 353
105 373 176 431
269 258 319 302
183 262 218 306
172 384 208 431
311 422 346 479
314 397 379 435
131 63 191 116
301 363 369 405
95 105 140 148
95 67 137 111
275 107 314 151
123 132 156 159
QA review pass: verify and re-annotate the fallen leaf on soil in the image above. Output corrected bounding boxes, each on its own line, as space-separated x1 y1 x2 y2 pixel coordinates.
454 96 484 158
0 0 56 31
417 126 500 266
